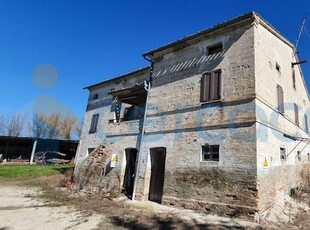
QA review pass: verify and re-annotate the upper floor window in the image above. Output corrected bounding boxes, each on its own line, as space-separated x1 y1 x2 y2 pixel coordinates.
93 93 99 100
277 85 284 114
200 70 221 102
202 144 219 161
207 43 223 56
294 103 299 126
89 114 99 134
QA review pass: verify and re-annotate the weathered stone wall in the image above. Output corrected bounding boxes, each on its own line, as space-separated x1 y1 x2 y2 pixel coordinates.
76 69 148 164
254 22 310 214
133 23 258 218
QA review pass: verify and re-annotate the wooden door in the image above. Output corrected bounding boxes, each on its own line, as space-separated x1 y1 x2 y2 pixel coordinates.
123 148 137 199
149 147 166 203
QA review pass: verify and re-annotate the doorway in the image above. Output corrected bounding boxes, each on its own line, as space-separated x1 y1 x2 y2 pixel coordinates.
123 148 137 199
148 147 166 203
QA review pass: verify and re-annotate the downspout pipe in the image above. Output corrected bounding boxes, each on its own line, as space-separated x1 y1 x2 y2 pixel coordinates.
132 54 154 200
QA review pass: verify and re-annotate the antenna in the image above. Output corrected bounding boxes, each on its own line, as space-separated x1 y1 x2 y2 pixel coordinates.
295 16 307 52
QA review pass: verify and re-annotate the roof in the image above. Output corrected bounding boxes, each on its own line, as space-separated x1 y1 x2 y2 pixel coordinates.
84 66 150 90
143 11 293 57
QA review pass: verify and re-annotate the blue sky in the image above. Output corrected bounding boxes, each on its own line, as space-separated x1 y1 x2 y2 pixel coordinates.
0 0 309 118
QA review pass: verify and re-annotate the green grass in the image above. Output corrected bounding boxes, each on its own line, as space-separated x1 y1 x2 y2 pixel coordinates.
0 164 74 179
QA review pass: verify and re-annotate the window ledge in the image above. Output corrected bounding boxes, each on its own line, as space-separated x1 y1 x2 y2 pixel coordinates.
200 99 222 105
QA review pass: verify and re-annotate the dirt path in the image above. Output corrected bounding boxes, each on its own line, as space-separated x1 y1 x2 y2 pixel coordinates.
0 182 262 230
0 185 102 230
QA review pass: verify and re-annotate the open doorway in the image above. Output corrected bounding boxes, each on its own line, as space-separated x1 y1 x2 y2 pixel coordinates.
123 148 137 199
149 147 166 203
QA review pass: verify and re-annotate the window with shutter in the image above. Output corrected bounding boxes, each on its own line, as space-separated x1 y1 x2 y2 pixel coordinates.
200 70 221 103
89 114 99 133
277 85 284 114
294 103 299 126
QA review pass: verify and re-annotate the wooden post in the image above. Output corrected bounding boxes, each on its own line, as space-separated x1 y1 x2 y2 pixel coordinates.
30 140 38 165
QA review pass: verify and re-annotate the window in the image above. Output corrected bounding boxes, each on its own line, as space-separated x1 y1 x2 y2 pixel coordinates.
297 151 301 161
200 70 221 102
88 148 95 155
93 93 99 100
305 114 309 133
207 43 223 56
277 85 284 114
307 153 310 161
294 103 299 126
89 114 99 134
292 68 296 89
280 147 286 161
202 144 219 161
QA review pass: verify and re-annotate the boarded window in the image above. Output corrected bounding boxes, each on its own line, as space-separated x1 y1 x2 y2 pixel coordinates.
208 43 223 55
202 144 219 161
277 85 284 113
280 147 286 161
305 114 309 133
89 114 99 134
200 70 221 102
294 103 299 126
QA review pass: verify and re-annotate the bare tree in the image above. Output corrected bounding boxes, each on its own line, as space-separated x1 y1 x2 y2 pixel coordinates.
59 114 77 140
30 112 79 139
31 112 49 138
6 113 26 137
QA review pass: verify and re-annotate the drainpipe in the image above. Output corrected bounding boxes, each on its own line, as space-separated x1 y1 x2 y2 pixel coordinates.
132 54 154 200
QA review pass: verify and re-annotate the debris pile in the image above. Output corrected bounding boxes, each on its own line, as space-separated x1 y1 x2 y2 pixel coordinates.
74 141 121 197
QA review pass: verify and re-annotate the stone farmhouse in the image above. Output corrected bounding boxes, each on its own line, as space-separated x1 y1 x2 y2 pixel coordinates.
76 12 310 219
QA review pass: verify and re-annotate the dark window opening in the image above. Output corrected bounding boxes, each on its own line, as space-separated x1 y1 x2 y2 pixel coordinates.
88 148 95 155
200 70 221 102
89 114 99 134
208 43 223 56
277 85 284 114
202 144 219 161
280 147 286 161
307 153 310 161
294 103 299 126
109 84 147 122
93 93 99 100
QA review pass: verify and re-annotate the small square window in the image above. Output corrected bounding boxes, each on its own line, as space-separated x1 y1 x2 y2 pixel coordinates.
280 147 286 161
93 93 99 100
207 43 223 56
202 144 219 161
88 148 95 155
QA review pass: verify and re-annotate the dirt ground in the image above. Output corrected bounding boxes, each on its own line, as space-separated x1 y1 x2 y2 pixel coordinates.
0 175 263 230
0 185 102 230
